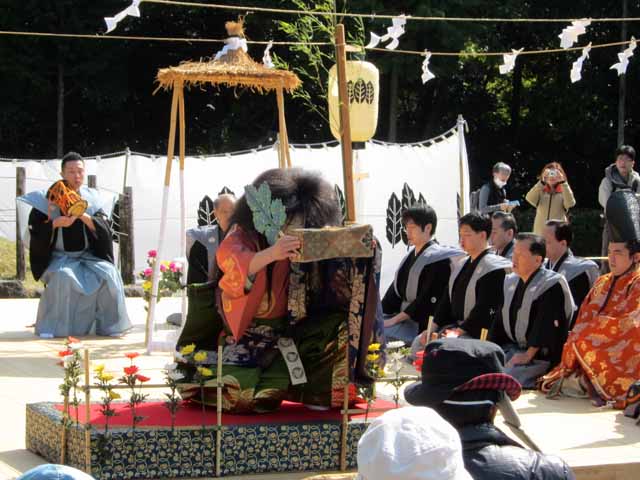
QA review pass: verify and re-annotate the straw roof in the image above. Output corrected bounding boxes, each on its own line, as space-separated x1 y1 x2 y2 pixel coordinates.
156 20 301 93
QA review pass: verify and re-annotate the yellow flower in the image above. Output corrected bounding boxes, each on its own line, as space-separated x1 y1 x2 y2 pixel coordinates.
162 260 170 267
180 343 196 355
368 343 381 352
366 353 380 362
93 364 105 373
193 351 208 363
197 366 214 377
109 390 121 400
142 281 152 291
377 367 386 378
99 373 114 382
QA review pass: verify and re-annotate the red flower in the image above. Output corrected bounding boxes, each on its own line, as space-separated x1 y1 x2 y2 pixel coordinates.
124 352 140 360
413 357 424 372
67 336 81 343
124 365 139 376
136 374 151 383
58 349 73 357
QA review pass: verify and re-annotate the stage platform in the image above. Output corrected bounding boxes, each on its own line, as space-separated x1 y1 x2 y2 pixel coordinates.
1 298 639 479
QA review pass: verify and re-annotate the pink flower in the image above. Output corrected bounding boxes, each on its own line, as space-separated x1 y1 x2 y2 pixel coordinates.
169 262 176 272
160 264 167 273
143 268 153 277
148 249 157 258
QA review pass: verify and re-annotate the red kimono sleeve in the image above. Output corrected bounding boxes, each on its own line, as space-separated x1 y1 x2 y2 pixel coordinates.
216 228 289 340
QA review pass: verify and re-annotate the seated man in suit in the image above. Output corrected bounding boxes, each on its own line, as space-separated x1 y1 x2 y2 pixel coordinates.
490 233 575 388
543 220 598 328
382 204 462 345
490 211 517 260
18 152 130 338
434 213 511 338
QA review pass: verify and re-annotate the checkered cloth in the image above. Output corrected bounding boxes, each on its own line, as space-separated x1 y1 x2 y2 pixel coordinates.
454 373 522 401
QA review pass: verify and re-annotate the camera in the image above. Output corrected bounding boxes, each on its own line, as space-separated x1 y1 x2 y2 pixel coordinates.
546 168 558 179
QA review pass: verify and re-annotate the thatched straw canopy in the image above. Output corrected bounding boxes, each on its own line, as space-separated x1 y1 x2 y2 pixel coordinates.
157 20 301 93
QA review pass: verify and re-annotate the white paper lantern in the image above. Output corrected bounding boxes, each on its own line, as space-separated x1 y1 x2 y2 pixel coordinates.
328 60 380 142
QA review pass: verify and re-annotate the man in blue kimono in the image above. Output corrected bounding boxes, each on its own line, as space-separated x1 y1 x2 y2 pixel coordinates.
18 152 131 338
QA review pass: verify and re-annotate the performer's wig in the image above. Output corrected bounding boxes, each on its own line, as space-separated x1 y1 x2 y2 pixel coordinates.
232 168 341 241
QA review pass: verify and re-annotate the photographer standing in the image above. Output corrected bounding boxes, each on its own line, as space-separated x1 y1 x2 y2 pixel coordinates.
525 162 576 235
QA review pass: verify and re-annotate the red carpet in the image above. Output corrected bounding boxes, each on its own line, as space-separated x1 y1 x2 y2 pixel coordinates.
54 399 396 427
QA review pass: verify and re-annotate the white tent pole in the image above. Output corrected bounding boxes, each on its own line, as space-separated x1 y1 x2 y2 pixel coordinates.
457 114 467 216
145 83 180 353
178 83 188 344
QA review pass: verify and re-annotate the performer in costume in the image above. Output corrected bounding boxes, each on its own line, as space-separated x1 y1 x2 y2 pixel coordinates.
179 168 379 413
490 211 517 260
176 194 236 348
543 220 598 328
541 190 640 408
489 234 575 388
382 204 463 345
433 213 511 338
17 152 130 338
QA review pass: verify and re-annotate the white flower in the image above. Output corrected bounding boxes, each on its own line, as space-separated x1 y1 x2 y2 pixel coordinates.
165 362 178 371
167 371 184 381
386 341 405 350
174 352 186 363
63 355 75 367
385 358 404 375
69 342 84 351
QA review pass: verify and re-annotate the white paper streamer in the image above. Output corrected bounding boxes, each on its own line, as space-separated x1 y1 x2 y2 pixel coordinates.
499 49 523 74
570 42 592 83
611 37 638 76
214 37 249 61
263 41 274 69
421 51 435 84
104 0 142 34
558 19 591 49
366 15 407 51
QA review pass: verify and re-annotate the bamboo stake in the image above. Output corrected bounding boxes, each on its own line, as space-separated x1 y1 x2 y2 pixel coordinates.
335 24 356 223
424 316 435 345
339 322 350 471
83 349 92 474
145 82 180 350
215 343 223 477
276 86 289 169
60 393 69 464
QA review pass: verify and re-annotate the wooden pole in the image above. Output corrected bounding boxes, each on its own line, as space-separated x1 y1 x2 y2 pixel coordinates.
16 166 26 281
88 175 97 189
146 82 180 350
480 328 489 341
83 349 92 474
119 187 135 284
335 24 356 223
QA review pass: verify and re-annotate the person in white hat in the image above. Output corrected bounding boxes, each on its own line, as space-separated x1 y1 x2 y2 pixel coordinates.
356 406 472 480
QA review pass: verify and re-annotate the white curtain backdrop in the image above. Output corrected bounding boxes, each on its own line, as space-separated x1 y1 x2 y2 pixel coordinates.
3 125 469 297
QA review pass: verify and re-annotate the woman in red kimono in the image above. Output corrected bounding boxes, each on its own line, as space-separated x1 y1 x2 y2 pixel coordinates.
541 190 640 408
